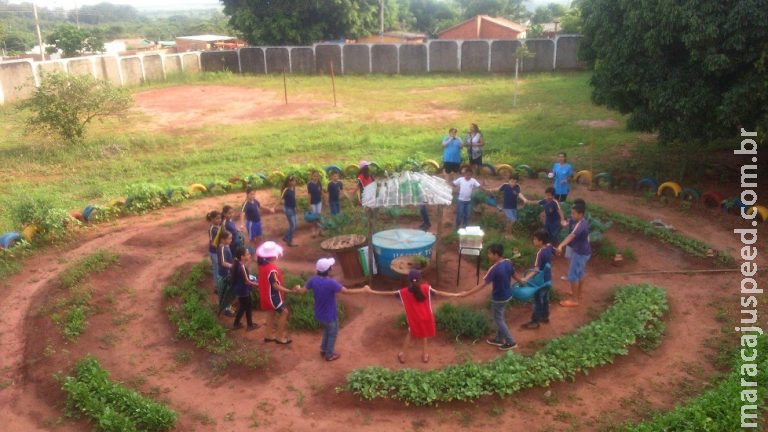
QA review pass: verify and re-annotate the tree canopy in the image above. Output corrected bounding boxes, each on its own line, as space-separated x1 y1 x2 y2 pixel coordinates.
46 24 105 58
580 0 768 144
457 0 528 20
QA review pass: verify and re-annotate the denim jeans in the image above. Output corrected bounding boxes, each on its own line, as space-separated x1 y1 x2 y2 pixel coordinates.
455 200 472 228
319 319 339 357
491 300 515 345
532 287 550 322
329 201 341 215
283 207 297 243
209 252 219 290
419 205 430 227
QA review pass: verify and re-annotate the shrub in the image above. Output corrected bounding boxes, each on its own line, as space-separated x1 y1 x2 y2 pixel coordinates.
434 303 492 340
61 356 177 431
123 183 167 214
344 284 668 405
8 196 74 241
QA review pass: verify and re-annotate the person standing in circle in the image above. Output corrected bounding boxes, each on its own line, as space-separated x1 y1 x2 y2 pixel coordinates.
280 175 298 247
307 170 324 238
465 123 484 175
257 241 293 344
356 160 374 205
240 187 274 247
551 152 574 202
441 127 463 179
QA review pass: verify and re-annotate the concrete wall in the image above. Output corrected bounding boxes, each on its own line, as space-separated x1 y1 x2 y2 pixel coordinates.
0 37 583 104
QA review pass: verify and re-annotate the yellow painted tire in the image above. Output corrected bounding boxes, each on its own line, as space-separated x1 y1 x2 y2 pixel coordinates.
747 205 768 222
495 164 514 177
656 181 682 197
574 170 593 185
267 171 286 186
109 199 124 208
422 159 441 173
344 164 359 177
187 183 208 194
22 225 37 241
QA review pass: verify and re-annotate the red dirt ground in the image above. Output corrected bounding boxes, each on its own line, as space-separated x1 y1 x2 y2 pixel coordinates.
1 180 766 432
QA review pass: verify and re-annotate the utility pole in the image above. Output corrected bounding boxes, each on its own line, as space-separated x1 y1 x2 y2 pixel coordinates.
32 2 45 61
379 0 384 36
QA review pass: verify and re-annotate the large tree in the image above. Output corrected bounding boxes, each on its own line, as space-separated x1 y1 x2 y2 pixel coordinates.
408 0 460 35
222 0 392 45
580 0 768 144
45 24 105 58
457 0 528 20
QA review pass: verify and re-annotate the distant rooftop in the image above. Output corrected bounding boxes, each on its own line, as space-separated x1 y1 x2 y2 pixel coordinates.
176 34 236 42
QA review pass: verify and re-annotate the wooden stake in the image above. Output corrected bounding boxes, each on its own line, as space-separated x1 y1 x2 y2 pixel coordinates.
367 208 375 287
330 60 337 107
435 205 444 287
282 67 288 104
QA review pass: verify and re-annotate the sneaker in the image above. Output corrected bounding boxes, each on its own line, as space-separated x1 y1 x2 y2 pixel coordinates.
499 343 518 351
486 339 504 347
521 321 540 330
326 353 341 361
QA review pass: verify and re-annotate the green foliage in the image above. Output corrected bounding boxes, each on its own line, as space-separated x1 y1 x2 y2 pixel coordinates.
433 303 492 340
458 0 528 20
53 305 88 341
622 335 768 431
8 195 73 241
285 272 347 330
594 237 617 259
17 72 132 143
61 356 177 431
409 0 460 36
60 250 120 289
344 284 668 405
123 183 167 214
45 23 105 58
580 0 768 144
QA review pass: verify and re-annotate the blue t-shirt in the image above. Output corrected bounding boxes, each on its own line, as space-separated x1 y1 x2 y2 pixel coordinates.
282 188 296 209
499 183 520 209
224 219 238 237
308 181 322 205
217 245 233 278
231 261 251 297
328 181 343 202
484 259 515 301
552 163 573 195
442 136 462 163
569 218 592 256
242 200 261 222
208 225 219 254
539 199 562 229
535 245 554 282
306 275 343 322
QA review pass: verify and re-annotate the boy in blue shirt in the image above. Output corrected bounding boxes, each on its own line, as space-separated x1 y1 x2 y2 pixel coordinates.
537 186 567 245
491 172 529 238
521 229 554 329
461 243 525 350
327 171 346 216
557 199 591 307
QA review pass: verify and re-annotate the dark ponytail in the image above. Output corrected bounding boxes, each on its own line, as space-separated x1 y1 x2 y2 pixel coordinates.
409 280 426 302
206 210 220 222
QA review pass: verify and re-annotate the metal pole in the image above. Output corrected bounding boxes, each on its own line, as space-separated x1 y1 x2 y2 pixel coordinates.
33 3 45 61
379 0 384 35
282 67 288 104
330 60 337 107
513 58 519 107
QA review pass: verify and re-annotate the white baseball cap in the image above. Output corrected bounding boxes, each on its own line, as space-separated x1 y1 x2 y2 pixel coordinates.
316 257 336 272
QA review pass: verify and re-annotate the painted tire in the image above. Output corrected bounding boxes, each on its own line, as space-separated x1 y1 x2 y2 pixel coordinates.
0 232 21 249
303 210 321 222
109 199 125 208
574 170 593 185
367 162 384 175
421 159 441 174
636 177 659 192
267 171 286 186
656 181 682 197
593 172 613 187
71 211 85 222
720 197 747 214
485 196 497 207
515 164 535 178
22 225 37 241
325 165 343 176
702 191 723 208
680 188 701 202
187 183 208 194
747 205 768 222
82 205 96 221
344 164 359 177
494 164 514 177
479 163 496 176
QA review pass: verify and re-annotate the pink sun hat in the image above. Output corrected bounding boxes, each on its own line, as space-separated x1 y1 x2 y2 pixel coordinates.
359 160 370 169
256 241 283 258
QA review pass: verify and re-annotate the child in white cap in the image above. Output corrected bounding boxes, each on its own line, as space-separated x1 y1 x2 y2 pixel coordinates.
256 241 294 344
293 257 368 361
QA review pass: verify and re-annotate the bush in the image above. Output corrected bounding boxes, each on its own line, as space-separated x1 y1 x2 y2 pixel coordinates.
61 356 177 431
123 183 168 214
434 303 492 340
8 196 74 241
344 284 668 405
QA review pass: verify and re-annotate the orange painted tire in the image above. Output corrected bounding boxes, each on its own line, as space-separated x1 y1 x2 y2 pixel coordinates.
702 191 723 208
22 225 37 241
71 211 85 222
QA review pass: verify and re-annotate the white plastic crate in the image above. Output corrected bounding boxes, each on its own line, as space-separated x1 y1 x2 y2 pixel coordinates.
458 226 484 249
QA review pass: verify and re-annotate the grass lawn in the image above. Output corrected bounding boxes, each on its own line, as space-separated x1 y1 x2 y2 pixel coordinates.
0 71 644 232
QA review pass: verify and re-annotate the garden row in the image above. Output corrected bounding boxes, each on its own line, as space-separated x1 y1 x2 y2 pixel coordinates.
343 284 668 405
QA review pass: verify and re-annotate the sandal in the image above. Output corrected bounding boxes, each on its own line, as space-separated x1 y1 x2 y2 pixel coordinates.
275 338 292 344
397 352 406 364
422 353 430 363
559 300 580 308
326 353 341 361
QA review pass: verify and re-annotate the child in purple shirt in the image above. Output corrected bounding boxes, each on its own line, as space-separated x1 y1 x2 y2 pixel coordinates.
557 199 591 307
293 258 368 361
521 229 555 329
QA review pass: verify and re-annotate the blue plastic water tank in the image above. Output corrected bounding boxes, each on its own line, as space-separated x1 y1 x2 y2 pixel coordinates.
372 229 436 278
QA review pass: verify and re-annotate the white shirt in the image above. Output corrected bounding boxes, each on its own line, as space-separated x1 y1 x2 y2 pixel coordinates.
453 177 481 202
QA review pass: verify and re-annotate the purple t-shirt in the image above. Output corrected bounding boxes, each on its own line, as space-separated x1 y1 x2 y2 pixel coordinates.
569 219 592 256
306 275 343 322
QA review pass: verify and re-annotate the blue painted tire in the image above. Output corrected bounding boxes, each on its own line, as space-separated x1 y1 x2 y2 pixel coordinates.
485 196 497 207
304 210 320 222
636 177 659 191
680 188 701 201
82 205 97 221
325 165 343 176
0 232 21 249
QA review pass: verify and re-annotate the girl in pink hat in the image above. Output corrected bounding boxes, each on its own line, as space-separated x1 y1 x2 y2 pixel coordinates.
256 241 293 344
356 160 374 205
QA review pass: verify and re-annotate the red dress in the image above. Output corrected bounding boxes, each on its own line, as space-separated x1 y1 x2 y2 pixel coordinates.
399 284 435 338
258 261 284 310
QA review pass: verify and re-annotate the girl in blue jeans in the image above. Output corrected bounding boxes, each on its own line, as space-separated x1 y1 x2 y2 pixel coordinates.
280 175 298 247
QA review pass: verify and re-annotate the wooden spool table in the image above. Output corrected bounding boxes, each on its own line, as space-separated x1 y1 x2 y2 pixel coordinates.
390 255 429 283
320 234 367 284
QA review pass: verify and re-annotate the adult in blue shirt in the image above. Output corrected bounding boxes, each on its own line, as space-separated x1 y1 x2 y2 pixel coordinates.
557 199 592 307
551 152 574 202
461 243 526 350
441 127 463 178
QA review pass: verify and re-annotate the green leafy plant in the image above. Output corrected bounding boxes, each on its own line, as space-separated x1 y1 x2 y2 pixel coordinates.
123 183 168 214
8 196 74 241
61 356 177 431
344 284 668 405
433 303 492 340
